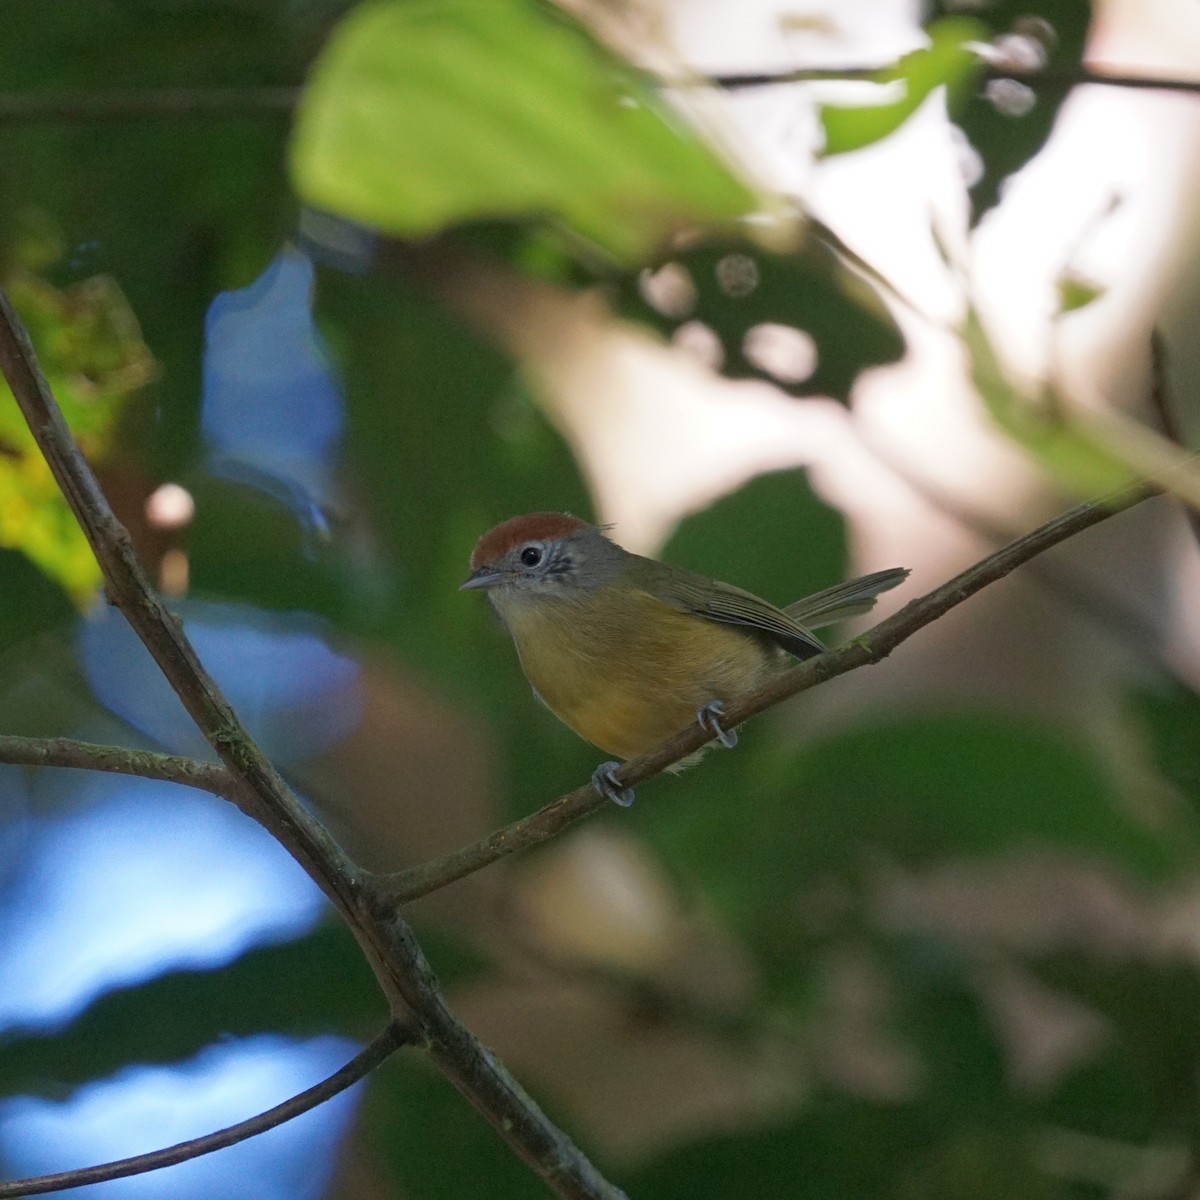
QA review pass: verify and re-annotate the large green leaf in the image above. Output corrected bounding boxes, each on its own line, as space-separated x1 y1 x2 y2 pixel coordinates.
291 0 757 265
644 709 1199 979
661 468 849 613
1128 682 1200 814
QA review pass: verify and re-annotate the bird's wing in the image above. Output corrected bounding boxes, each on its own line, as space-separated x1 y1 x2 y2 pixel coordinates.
645 563 828 660
784 568 910 627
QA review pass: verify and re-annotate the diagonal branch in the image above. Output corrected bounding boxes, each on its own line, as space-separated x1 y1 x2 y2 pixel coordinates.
0 1022 413 1199
0 290 628 1200
375 480 1162 905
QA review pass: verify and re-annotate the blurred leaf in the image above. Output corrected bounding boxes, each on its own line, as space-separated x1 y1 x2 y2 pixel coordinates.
291 0 757 265
0 923 380 1099
1129 682 1200 812
0 272 153 601
819 18 988 156
184 478 354 624
615 231 905 401
661 469 848 609
364 1055 554 1200
629 1099 1060 1200
1056 275 1105 315
646 710 1198 984
0 549 74 654
965 307 1136 495
928 0 1093 222
1034 954 1200 1141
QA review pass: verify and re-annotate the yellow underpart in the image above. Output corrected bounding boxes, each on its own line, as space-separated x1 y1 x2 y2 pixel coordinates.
498 584 783 761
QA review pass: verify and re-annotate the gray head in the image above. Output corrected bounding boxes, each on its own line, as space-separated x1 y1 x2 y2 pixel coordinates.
460 512 625 598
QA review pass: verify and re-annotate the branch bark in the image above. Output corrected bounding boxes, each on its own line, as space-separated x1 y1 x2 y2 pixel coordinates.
708 62 1200 95
0 289 627 1200
0 735 232 795
376 480 1162 905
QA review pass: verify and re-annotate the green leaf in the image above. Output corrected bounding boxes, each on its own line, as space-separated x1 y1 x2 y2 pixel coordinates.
0 549 75 653
615 231 905 401
661 469 848 611
365 1056 553 1200
630 1100 1060 1200
646 710 1199 968
1056 275 1105 315
965 307 1136 496
820 17 988 156
1034 954 1200 1141
1129 682 1200 812
0 272 153 602
290 0 757 265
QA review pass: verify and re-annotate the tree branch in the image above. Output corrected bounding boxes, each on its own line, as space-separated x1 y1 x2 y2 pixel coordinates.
0 734 232 795
0 1022 413 1199
376 480 1162 905
0 289 628 1200
708 62 1200 96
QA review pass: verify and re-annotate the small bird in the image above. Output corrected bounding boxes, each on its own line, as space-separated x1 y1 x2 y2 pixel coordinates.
462 512 907 806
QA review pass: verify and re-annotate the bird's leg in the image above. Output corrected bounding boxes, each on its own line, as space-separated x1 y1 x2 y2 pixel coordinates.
697 700 738 749
591 760 635 807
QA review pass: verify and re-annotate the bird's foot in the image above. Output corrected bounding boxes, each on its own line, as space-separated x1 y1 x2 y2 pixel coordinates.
697 700 738 749
591 760 635 808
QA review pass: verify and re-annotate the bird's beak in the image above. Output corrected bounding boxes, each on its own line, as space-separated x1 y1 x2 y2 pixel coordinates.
459 567 504 591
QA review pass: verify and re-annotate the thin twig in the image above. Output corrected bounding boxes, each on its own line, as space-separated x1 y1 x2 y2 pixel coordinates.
0 290 628 1200
0 1022 413 1199
376 481 1162 905
0 735 232 795
708 62 1200 95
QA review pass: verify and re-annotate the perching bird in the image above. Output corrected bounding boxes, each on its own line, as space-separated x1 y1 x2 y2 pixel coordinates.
462 512 907 805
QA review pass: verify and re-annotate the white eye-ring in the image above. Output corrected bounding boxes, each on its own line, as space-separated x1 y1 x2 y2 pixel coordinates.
519 544 544 567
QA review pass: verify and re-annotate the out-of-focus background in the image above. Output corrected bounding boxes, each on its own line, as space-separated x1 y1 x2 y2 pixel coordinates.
2 0 1200 1196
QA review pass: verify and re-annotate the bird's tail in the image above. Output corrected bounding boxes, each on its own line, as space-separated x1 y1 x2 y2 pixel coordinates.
784 567 909 629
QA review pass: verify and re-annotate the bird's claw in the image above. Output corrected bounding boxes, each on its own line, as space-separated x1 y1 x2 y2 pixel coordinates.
697 700 738 749
591 760 635 807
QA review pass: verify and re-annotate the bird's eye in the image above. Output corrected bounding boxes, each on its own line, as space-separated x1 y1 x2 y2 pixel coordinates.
519 544 543 567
